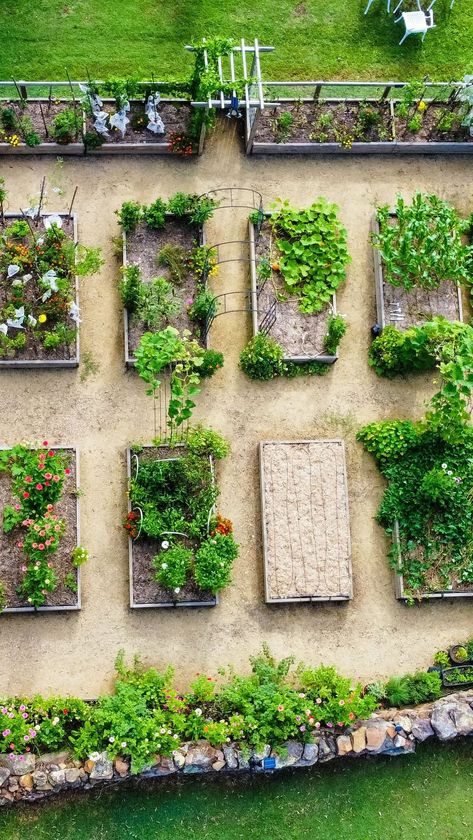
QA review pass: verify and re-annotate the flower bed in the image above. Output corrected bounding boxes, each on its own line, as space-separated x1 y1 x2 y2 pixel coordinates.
247 203 349 367
250 94 473 154
371 198 465 333
0 100 84 155
0 213 80 368
117 195 219 366
260 440 352 603
0 443 84 613
126 430 237 608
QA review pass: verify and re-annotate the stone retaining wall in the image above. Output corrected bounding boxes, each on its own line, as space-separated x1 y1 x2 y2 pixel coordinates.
1 690 472 806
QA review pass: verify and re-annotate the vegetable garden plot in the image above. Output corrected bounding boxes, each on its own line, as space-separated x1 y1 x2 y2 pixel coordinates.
259 440 352 603
0 446 81 613
85 100 200 155
126 443 238 608
0 213 80 367
0 100 84 155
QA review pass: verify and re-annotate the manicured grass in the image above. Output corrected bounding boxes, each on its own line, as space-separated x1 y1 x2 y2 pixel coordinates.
0 0 472 83
1 741 473 839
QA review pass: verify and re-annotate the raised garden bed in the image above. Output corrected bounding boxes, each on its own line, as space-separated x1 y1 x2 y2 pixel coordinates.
0 212 80 368
393 521 473 602
249 213 341 364
259 440 352 603
0 446 81 613
249 99 473 155
441 665 473 688
122 213 207 366
126 443 236 608
85 99 204 155
372 212 463 331
0 100 84 155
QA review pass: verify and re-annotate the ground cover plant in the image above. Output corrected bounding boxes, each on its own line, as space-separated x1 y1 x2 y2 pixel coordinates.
117 192 221 362
0 202 102 361
241 202 349 377
0 442 87 611
126 427 237 605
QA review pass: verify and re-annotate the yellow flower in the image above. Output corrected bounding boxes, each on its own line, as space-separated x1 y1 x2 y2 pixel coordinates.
38 314 47 324
418 101 427 112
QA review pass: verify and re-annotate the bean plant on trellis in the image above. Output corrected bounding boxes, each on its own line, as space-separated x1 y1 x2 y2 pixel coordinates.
135 326 206 439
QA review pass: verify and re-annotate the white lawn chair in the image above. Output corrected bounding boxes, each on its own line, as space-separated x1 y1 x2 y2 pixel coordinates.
395 0 436 44
364 0 392 14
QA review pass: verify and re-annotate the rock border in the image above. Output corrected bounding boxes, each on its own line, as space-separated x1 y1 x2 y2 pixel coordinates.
2 690 472 806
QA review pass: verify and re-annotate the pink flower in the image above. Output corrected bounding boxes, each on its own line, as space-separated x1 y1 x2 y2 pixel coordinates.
38 463 45 471
24 476 32 484
32 543 38 549
19 705 26 712
38 544 45 551
14 504 21 511
22 713 28 719
23 735 29 742
42 441 48 447
39 453 46 462
21 565 27 572
299 725 306 732
47 561 53 567
36 483 43 491
52 475 60 482
16 542 23 549
47 504 53 511
277 705 284 712
2 729 11 737
39 530 46 537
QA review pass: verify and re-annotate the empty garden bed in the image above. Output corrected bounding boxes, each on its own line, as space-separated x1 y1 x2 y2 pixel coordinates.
259 440 352 603
0 446 81 613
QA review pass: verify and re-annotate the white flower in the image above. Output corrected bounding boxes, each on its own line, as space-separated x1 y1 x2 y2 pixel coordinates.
109 736 115 743
89 752 101 761
156 743 161 749
195 708 203 717
161 562 168 570
447 470 453 476
161 540 169 550
174 587 181 594
173 734 179 740
159 728 166 735
52 716 59 725
44 214 63 230
121 742 127 749
441 463 447 470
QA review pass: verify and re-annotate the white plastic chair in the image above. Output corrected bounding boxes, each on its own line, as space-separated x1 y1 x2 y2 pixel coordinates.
364 0 391 14
395 0 436 44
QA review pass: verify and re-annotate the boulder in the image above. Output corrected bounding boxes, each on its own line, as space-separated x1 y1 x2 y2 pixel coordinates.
89 753 114 781
317 736 336 763
40 751 71 766
8 780 19 793
430 703 457 741
65 768 81 784
410 717 434 742
0 768 10 788
172 750 186 770
366 722 387 751
49 769 66 786
235 750 250 770
83 759 95 774
31 769 49 790
223 746 238 770
273 741 304 769
393 735 407 749
393 714 412 734
451 702 473 736
298 743 318 766
336 735 352 756
351 727 367 754
152 756 176 776
0 753 35 775
114 758 130 777
184 742 218 772
212 760 226 771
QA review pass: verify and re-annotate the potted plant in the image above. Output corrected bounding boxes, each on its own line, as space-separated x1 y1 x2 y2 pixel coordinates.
449 644 469 665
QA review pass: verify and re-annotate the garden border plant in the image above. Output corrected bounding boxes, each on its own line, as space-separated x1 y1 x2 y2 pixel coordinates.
117 194 220 367
125 427 238 608
0 211 86 368
243 202 349 379
0 442 85 614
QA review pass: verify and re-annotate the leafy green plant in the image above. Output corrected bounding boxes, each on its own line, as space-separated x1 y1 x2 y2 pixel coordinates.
1 106 17 131
194 532 239 593
269 199 351 314
119 264 142 312
274 110 294 142
240 333 285 380
442 666 473 685
143 198 167 230
156 244 186 285
372 193 472 291
51 108 80 144
368 319 472 378
116 201 142 232
433 650 450 668
188 288 216 328
136 277 181 329
324 314 346 355
198 348 224 379
154 544 193 590
383 671 442 707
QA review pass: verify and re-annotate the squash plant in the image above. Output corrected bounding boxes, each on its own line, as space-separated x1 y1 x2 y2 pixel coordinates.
270 199 351 314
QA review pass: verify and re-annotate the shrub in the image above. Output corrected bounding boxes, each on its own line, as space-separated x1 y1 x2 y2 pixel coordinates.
143 198 167 230
119 265 142 312
51 108 80 144
167 192 195 217
153 544 193 591
156 244 186 285
324 314 347 355
197 349 224 379
116 201 142 232
1 106 17 131
356 420 419 465
433 650 450 668
188 288 216 326
368 319 471 378
194 532 239 593
186 426 230 460
384 671 442 707
240 333 285 380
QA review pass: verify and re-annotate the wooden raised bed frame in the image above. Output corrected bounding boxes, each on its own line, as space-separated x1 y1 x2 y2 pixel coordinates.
126 445 218 609
0 100 85 155
0 212 80 369
371 212 464 331
392 521 473 602
122 214 207 367
249 215 338 364
259 439 353 604
0 446 82 614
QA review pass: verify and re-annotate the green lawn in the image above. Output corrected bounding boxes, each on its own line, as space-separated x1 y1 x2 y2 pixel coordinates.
1 741 472 840
0 0 472 83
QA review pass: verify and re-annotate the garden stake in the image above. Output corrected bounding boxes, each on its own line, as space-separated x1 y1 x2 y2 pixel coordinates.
68 186 78 220
38 102 49 138
36 177 46 222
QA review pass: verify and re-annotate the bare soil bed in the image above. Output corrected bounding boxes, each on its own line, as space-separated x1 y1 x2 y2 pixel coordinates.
254 220 330 358
86 102 193 146
381 281 462 330
0 215 77 362
128 447 216 607
254 102 393 144
0 449 78 610
124 218 203 359
260 440 352 602
394 104 472 143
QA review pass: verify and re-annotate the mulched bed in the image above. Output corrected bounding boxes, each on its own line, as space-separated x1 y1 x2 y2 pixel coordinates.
394 104 472 143
129 447 215 606
0 215 77 362
85 102 193 145
124 218 203 358
253 101 393 144
0 101 82 145
254 220 330 358
0 449 79 609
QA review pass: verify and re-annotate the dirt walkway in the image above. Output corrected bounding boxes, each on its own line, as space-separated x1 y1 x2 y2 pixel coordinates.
0 121 472 696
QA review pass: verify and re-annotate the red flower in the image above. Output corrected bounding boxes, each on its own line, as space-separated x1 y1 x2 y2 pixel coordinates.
38 463 45 471
36 483 43 491
38 544 45 551
23 492 29 499
24 476 32 484
42 441 48 447
63 709 69 715
47 451 54 457
65 468 71 476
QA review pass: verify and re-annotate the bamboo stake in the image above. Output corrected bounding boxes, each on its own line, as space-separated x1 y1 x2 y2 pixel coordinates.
38 102 49 138
67 186 78 221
